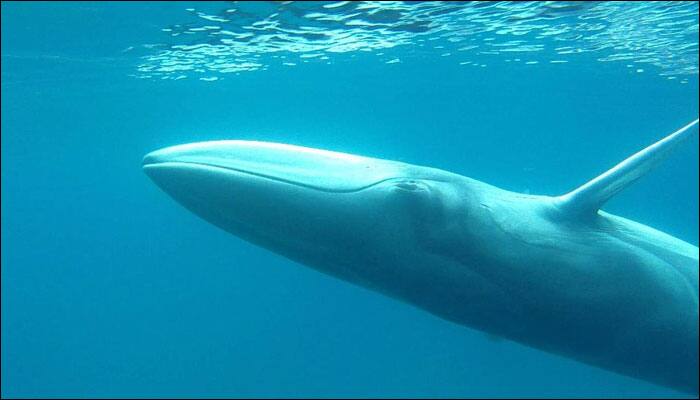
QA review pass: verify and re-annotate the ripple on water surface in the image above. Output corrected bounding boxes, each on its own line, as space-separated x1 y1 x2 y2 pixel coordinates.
133 1 699 82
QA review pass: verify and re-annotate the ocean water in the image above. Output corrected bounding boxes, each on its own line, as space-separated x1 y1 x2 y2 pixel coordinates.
1 1 698 398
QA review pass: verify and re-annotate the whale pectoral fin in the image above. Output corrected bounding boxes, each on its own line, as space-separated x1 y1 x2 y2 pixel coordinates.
555 118 699 218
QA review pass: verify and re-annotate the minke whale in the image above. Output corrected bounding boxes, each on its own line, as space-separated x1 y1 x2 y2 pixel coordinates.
143 119 699 394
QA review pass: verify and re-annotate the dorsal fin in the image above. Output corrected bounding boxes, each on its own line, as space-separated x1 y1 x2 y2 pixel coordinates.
555 118 699 218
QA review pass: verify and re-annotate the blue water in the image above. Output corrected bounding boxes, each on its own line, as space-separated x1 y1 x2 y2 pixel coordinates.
2 2 698 398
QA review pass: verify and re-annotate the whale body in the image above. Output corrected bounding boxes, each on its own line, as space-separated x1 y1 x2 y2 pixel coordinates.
143 119 699 394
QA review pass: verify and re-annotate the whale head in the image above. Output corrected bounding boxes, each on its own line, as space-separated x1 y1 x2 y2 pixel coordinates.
142 140 475 288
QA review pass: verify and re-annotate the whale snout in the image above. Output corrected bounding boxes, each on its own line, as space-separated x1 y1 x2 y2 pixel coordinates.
142 151 165 167
142 140 403 192
142 140 401 266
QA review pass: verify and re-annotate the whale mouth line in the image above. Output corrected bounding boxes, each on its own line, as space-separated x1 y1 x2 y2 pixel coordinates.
143 160 411 193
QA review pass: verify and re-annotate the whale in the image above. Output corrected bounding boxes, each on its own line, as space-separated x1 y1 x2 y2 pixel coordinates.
143 119 699 394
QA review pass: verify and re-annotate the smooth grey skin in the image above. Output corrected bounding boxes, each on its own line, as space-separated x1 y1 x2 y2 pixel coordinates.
143 119 699 394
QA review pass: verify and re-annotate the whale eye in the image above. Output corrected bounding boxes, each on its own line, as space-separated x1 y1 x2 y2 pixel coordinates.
388 179 441 223
390 179 430 195
395 180 420 191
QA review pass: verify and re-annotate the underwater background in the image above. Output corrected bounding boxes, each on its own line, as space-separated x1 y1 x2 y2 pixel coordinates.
1 1 698 398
